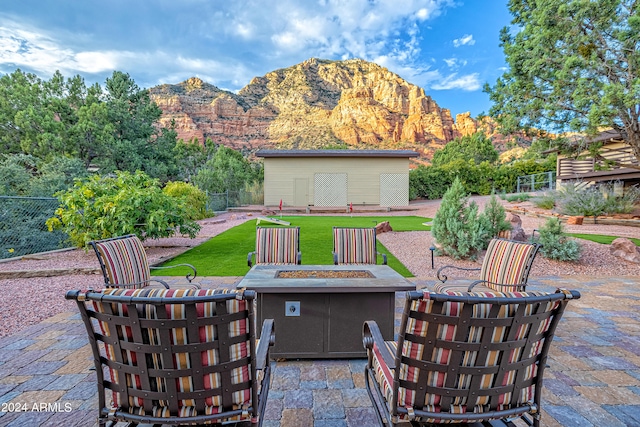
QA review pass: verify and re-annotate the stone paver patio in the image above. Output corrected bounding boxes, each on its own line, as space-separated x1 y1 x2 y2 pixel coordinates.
1 275 640 426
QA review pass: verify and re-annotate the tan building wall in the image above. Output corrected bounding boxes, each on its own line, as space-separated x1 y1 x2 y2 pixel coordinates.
263 157 410 207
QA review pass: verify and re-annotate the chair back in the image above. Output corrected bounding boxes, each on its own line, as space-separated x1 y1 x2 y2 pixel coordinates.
90 234 151 289
333 227 377 264
479 238 541 292
255 226 300 264
66 287 264 426
387 289 578 424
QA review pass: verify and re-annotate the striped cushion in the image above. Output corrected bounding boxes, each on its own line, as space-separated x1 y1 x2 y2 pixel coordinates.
376 289 558 423
91 287 252 422
94 235 151 288
479 239 537 293
333 227 377 264
255 227 299 264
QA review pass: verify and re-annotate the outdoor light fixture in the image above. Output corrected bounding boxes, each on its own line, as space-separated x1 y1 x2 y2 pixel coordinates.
429 245 435 269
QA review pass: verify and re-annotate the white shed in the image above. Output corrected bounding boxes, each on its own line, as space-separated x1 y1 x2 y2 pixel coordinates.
257 149 418 207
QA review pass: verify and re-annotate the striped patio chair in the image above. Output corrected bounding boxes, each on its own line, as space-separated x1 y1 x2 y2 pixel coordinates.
332 227 387 265
435 238 541 293
66 287 274 427
90 234 197 289
363 288 580 427
248 226 302 267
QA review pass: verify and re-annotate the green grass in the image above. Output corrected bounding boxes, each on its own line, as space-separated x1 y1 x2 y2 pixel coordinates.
154 216 430 278
566 233 640 246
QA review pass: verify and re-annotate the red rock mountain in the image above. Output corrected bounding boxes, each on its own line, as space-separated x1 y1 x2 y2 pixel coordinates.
149 58 509 162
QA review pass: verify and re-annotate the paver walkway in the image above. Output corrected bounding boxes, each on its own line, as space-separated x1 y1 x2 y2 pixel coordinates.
1 275 640 426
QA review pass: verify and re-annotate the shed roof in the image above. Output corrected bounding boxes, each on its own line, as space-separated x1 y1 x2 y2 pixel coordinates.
256 149 419 158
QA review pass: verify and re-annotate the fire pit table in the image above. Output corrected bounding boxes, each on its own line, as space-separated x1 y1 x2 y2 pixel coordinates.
237 264 414 358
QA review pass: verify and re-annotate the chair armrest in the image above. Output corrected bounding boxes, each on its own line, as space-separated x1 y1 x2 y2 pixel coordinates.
248 252 255 267
332 251 338 265
150 263 197 282
363 320 395 368
436 265 481 283
256 319 275 371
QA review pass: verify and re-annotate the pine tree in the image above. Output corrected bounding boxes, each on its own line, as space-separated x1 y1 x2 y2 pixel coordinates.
432 177 489 259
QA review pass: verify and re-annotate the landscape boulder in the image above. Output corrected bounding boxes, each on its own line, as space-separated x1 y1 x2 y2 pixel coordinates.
506 213 527 242
375 221 392 234
610 238 640 264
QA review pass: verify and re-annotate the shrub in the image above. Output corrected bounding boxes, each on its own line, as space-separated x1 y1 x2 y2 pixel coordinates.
481 194 511 238
432 177 490 259
163 181 211 220
532 192 557 210
536 217 581 261
505 193 531 202
557 184 608 217
47 170 200 248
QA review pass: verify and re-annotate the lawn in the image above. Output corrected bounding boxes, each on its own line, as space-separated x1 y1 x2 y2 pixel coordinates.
154 215 430 278
567 233 640 246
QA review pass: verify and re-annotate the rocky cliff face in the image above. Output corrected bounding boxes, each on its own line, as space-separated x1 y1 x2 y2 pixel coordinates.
149 58 516 160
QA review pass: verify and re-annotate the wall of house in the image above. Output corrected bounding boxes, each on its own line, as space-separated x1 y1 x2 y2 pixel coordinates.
263 157 410 207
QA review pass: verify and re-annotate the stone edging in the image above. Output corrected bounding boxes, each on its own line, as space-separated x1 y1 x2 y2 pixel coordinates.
0 267 100 280
505 208 640 227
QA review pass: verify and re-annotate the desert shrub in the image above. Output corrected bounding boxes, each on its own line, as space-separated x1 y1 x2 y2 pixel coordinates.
432 177 490 259
505 193 531 202
163 181 211 220
604 183 640 213
557 184 608 217
481 194 511 238
536 217 581 261
532 192 557 210
47 170 200 248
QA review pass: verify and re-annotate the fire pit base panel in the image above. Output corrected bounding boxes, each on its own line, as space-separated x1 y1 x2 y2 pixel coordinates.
238 264 414 359
257 292 395 358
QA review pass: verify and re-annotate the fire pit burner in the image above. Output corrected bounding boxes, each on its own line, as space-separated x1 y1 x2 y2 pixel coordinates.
276 270 375 279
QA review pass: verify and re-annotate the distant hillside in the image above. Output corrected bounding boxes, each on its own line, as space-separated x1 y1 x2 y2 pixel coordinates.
149 58 527 163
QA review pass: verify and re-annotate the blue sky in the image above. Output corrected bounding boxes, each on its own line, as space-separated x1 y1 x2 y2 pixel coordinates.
0 0 513 119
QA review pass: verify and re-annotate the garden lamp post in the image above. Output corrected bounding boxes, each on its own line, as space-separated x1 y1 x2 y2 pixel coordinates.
429 245 435 269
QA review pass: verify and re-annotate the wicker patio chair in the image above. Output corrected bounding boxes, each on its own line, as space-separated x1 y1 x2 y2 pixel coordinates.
332 227 387 265
248 226 301 267
363 288 580 427
66 287 275 427
90 234 197 289
435 238 541 293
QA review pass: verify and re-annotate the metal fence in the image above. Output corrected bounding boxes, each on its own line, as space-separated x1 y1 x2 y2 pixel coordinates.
516 171 556 193
206 190 261 212
0 196 70 260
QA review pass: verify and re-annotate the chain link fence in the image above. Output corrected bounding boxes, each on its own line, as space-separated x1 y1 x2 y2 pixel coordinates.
206 190 261 212
0 196 70 260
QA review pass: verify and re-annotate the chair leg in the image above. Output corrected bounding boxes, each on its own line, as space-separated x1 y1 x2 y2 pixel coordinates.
364 366 391 427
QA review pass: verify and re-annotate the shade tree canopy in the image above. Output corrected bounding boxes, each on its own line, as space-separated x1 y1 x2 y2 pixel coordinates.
486 0 640 165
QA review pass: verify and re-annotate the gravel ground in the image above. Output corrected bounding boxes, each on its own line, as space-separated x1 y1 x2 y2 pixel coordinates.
1 199 638 338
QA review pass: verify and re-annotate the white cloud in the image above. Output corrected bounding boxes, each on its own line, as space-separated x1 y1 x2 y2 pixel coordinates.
453 34 475 47
0 23 129 76
431 73 481 91
443 57 467 68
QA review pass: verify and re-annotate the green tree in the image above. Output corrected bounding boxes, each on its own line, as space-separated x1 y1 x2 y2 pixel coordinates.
194 146 260 193
480 194 511 238
101 71 179 181
431 177 490 259
47 171 200 247
486 0 640 164
432 132 499 167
